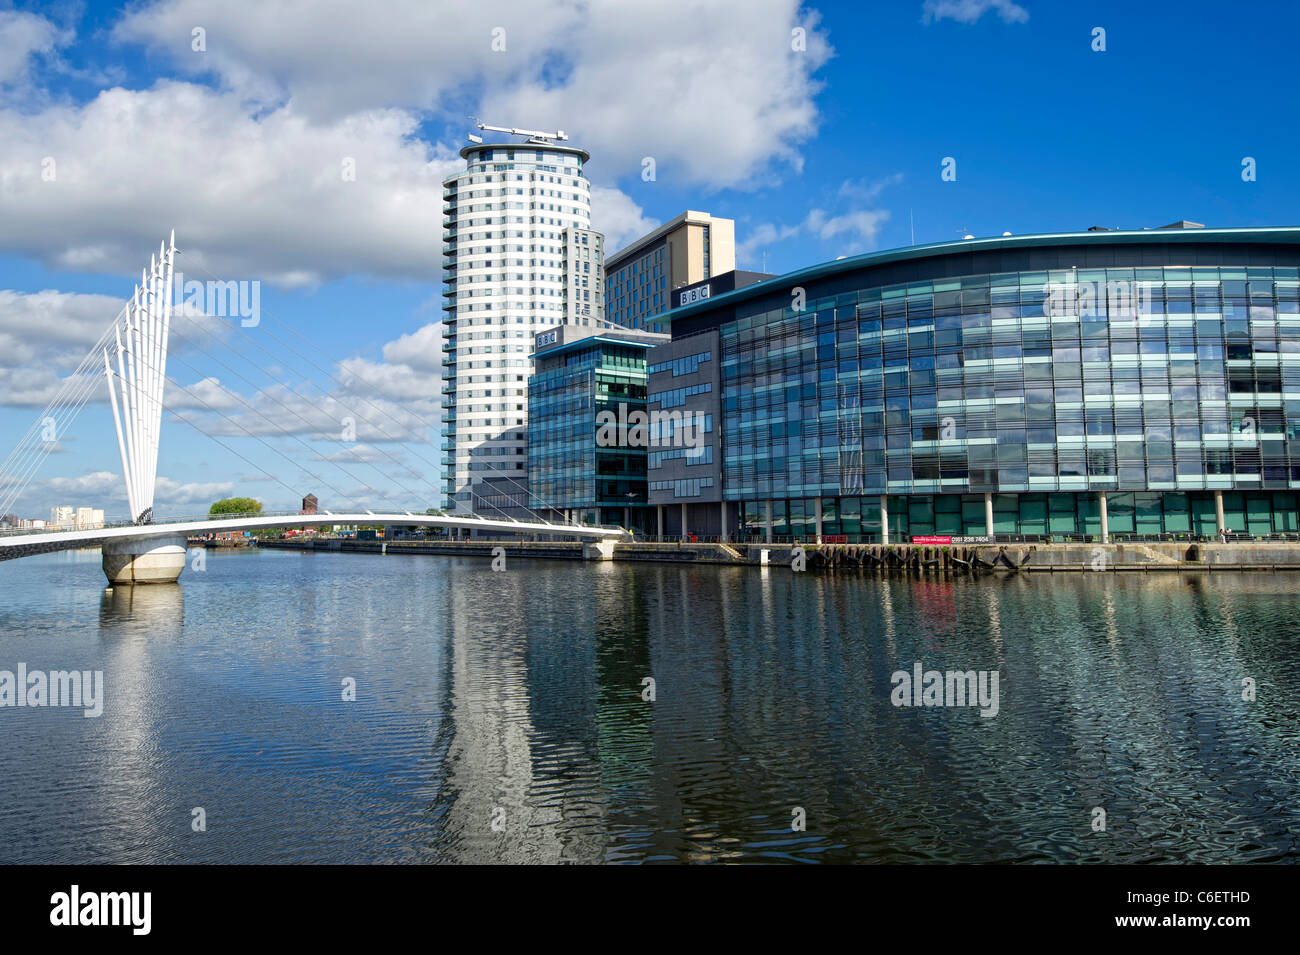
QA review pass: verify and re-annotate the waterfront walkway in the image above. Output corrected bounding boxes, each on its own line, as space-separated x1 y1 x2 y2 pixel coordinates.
257 537 1300 572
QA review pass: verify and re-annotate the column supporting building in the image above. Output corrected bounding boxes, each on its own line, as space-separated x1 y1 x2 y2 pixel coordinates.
656 505 664 542
680 502 688 540
1098 491 1109 544
720 500 729 543
984 492 994 539
814 498 824 542
764 500 773 544
880 494 889 545
1214 489 1226 538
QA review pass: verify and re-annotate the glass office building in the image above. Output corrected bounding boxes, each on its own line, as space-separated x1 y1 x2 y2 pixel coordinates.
528 326 668 529
655 226 1300 542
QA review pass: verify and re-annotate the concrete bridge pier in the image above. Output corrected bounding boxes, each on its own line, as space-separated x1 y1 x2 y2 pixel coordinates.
102 534 187 585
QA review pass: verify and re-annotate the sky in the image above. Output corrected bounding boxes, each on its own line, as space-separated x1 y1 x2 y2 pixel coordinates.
1 0 1298 522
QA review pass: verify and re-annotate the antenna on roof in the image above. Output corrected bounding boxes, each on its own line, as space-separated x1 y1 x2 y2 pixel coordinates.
475 122 569 145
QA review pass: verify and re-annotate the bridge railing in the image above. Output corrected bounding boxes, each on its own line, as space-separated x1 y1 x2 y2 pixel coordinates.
0 510 335 539
1 510 628 539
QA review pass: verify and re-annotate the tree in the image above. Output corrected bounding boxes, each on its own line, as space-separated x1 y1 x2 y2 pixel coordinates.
210 497 262 516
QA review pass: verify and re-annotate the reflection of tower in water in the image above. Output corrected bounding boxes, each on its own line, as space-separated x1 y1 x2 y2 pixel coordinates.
440 571 565 864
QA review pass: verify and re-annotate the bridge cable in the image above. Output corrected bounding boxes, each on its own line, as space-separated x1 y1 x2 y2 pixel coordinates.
104 352 369 514
182 261 584 527
158 310 445 510
0 322 120 516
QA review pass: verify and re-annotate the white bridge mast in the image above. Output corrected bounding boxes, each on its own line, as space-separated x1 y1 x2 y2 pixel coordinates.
103 231 176 525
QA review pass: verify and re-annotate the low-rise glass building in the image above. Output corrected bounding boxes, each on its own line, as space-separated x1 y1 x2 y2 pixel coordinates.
528 325 669 530
649 226 1300 542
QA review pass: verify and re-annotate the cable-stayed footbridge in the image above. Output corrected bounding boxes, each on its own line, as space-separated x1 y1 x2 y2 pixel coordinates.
0 233 629 583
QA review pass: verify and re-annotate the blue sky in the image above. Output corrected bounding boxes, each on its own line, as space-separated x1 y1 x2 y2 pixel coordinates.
1 0 1297 522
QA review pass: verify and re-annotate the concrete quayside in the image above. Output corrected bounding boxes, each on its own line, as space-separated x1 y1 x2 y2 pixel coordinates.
255 537 1300 572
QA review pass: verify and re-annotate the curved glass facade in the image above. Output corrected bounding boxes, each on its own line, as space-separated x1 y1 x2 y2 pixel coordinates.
712 252 1300 540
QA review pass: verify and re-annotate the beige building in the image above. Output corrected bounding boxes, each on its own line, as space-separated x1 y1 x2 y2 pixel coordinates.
48 505 104 529
604 211 735 332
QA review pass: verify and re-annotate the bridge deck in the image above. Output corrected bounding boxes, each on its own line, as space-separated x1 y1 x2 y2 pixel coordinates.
0 512 629 561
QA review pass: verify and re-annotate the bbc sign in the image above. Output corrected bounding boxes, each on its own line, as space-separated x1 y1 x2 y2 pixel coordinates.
536 330 559 349
678 283 711 307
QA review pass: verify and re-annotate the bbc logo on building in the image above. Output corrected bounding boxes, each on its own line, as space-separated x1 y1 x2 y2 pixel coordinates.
679 284 711 307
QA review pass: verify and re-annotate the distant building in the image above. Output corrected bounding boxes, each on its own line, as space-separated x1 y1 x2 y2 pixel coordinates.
604 211 736 332
74 507 104 530
49 506 74 528
300 494 318 515
528 323 669 533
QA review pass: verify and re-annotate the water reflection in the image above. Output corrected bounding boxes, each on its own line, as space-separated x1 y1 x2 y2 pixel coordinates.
99 582 184 637
0 549 1296 863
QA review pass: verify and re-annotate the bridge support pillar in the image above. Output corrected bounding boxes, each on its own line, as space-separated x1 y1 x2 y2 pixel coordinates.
102 534 187 585
583 539 617 561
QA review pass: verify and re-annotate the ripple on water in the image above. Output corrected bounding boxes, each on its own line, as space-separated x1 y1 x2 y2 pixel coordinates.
0 550 1296 863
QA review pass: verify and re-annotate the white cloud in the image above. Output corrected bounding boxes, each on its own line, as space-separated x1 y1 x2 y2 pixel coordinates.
0 82 460 284
0 289 122 409
591 187 659 256
806 208 891 246
164 376 246 413
921 0 1029 25
10 469 233 518
379 323 444 374
737 175 899 264
115 0 832 189
0 10 67 87
153 475 236 506
3 3 830 293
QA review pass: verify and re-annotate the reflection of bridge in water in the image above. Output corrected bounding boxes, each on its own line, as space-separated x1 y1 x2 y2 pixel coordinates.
0 233 628 585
